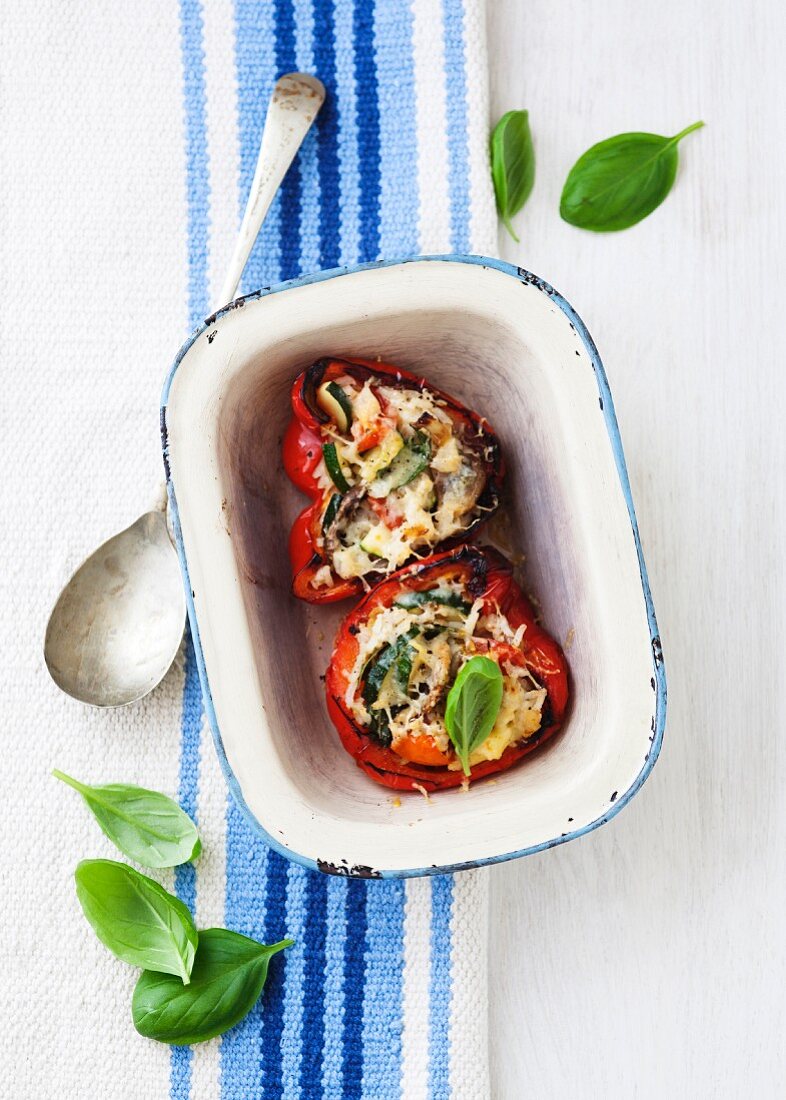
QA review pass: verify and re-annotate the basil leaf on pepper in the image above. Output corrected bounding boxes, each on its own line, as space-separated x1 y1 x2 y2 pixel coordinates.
444 656 504 775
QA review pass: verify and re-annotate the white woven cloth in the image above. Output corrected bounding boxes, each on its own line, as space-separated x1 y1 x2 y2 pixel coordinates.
1 2 498 1097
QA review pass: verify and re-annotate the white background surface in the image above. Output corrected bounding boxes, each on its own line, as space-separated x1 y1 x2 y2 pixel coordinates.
487 1 785 1096
1 1 783 1097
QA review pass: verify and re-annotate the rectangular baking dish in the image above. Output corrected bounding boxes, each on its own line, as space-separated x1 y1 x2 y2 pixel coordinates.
161 256 666 878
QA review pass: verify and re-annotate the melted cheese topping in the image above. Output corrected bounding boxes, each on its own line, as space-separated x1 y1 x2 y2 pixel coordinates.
311 564 334 589
347 587 546 770
431 436 461 473
317 376 488 582
352 380 382 425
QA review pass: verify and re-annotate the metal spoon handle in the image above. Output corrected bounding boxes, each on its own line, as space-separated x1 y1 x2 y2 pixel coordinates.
151 72 325 515
46 73 326 707
217 73 325 308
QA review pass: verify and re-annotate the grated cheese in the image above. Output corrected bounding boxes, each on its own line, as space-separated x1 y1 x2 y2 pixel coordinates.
347 590 544 770
317 378 487 581
431 436 461 473
311 564 334 589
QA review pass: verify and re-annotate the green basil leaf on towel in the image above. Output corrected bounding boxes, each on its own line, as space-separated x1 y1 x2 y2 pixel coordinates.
559 121 704 231
445 655 504 775
53 769 200 868
132 928 293 1045
75 859 198 983
490 109 535 242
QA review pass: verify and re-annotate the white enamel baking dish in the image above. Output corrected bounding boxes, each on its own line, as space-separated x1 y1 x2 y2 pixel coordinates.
161 256 666 878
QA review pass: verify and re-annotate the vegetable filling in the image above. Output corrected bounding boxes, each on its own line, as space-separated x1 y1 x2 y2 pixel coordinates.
314 376 491 583
346 582 546 770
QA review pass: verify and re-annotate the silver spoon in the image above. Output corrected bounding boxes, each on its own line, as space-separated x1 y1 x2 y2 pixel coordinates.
44 73 325 707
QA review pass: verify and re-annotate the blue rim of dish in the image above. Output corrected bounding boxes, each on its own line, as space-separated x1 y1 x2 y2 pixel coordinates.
161 254 667 879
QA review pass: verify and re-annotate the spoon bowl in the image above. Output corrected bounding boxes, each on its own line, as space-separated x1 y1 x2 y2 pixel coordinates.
44 511 186 707
44 72 325 707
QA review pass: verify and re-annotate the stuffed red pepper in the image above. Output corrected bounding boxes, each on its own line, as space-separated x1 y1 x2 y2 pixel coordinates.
283 357 504 603
325 545 569 792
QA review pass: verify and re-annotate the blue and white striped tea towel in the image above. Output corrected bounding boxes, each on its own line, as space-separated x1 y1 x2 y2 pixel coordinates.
2 1 498 1097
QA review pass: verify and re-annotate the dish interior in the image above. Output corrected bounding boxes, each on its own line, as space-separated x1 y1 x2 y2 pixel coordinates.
165 260 659 874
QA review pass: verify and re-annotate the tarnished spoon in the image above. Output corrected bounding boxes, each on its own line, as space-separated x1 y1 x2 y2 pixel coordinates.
44 73 325 707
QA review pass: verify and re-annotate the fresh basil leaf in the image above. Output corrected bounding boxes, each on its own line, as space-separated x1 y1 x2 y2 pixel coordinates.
490 109 535 242
362 626 419 708
444 656 504 776
367 707 392 747
75 859 198 983
362 627 419 747
53 770 200 868
373 431 432 495
559 120 704 232
132 928 292 1045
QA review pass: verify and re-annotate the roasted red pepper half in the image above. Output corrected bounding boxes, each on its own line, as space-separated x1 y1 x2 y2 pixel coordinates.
325 545 569 792
283 357 504 603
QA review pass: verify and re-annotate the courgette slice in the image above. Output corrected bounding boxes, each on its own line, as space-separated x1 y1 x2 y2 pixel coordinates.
368 430 432 498
317 381 353 432
393 431 432 487
321 492 342 533
360 431 405 482
322 442 352 492
359 525 391 559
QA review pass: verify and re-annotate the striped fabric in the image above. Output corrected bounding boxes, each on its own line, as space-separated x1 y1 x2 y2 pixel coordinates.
173 3 496 1094
0 0 492 1095
172 2 496 1096
170 3 498 1096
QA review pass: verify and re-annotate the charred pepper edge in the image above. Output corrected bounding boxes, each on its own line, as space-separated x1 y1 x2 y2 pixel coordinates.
349 544 498 618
